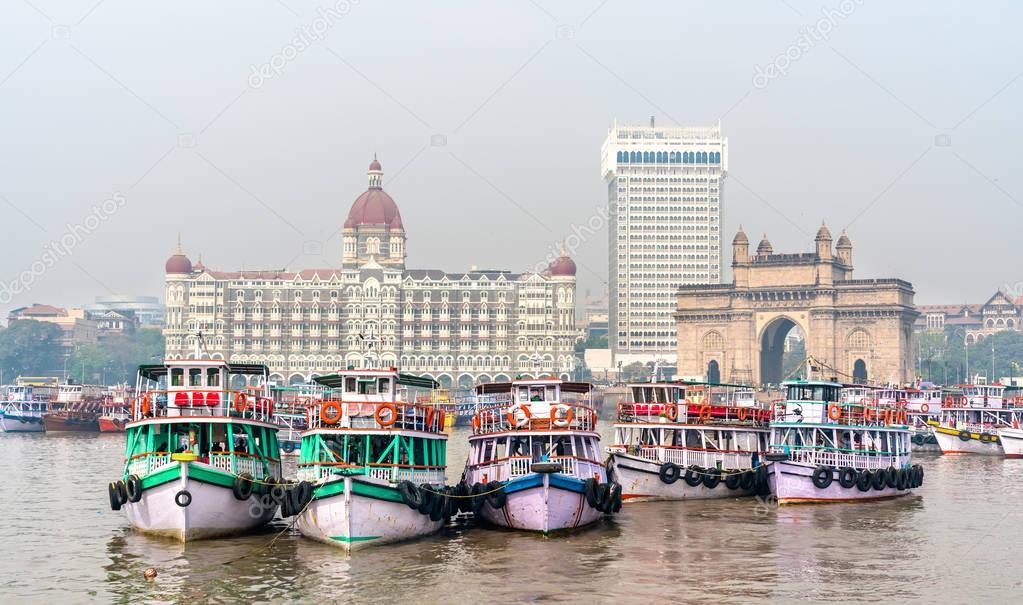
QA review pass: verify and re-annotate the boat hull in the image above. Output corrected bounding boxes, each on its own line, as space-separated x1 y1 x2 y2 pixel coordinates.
768 460 912 504
296 476 444 551
608 453 757 502
123 462 277 541
933 428 1004 456
997 428 1023 458
0 413 46 433
479 473 604 533
98 417 127 433
43 414 99 432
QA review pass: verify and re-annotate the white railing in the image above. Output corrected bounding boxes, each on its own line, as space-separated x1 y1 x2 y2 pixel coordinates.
127 453 173 477
132 390 275 424
306 401 445 433
207 453 276 480
786 448 906 470
638 446 754 469
472 403 598 435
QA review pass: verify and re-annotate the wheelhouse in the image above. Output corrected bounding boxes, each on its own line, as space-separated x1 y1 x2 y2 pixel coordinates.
1 386 48 416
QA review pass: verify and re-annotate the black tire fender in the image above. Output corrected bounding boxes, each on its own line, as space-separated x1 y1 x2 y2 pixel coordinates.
125 475 143 503
658 462 681 485
232 473 254 501
174 489 192 508
811 466 833 489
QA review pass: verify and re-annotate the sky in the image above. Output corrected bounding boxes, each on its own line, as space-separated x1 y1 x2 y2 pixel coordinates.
1 0 1021 320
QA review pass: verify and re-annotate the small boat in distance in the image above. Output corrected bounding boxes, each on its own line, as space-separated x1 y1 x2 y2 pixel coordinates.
294 368 450 551
98 384 133 433
43 383 104 432
110 357 282 541
0 385 48 433
606 381 771 502
767 378 922 504
463 378 617 534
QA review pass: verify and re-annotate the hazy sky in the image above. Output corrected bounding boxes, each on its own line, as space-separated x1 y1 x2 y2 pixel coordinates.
2 0 1021 320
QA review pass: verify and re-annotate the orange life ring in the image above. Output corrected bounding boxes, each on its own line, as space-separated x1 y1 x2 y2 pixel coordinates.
944 396 953 406
140 395 151 417
472 414 481 431
424 407 435 428
550 405 574 426
699 404 712 422
320 401 342 425
436 410 446 428
827 403 842 421
737 406 750 421
234 392 248 414
375 402 398 427
920 403 930 414
507 404 532 427
665 403 679 421
883 409 893 426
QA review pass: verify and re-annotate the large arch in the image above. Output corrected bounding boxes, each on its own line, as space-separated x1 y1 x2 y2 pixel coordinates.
758 316 803 385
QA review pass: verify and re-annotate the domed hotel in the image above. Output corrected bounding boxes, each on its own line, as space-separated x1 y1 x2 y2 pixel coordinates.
163 159 577 387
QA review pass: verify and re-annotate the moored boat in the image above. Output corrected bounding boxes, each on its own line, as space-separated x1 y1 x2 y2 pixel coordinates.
606 381 771 502
463 378 616 534
98 384 133 433
767 379 922 504
0 385 48 433
43 383 104 432
108 358 282 541
269 383 326 456
292 368 451 551
930 383 1020 456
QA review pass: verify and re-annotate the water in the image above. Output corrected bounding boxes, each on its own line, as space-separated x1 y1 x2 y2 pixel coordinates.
1 428 1020 604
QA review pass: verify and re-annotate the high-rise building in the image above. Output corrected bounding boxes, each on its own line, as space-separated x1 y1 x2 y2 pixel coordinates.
163 158 578 387
601 120 728 365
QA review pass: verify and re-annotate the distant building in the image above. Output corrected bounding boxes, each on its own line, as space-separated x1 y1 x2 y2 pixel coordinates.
602 119 727 366
914 290 1021 343
92 309 139 339
7 304 98 350
89 295 165 327
163 158 577 387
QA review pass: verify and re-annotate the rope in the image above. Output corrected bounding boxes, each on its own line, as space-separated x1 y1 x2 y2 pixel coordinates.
220 487 314 567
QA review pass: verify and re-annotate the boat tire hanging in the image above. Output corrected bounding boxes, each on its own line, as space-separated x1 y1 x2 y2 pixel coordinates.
740 469 756 490
724 470 742 490
607 482 623 513
658 462 681 484
884 467 898 489
486 481 507 509
470 482 487 513
838 466 858 489
108 481 125 511
232 473 254 501
911 434 925 446
701 467 722 489
811 466 833 489
870 469 887 490
856 470 872 492
174 489 192 508
684 466 703 487
958 430 971 442
398 481 422 510
583 478 601 509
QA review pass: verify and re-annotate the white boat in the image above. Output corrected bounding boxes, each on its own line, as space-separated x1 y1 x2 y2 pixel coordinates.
109 357 283 541
606 381 770 502
905 387 943 452
293 369 450 551
269 383 327 456
930 383 1020 456
0 385 48 432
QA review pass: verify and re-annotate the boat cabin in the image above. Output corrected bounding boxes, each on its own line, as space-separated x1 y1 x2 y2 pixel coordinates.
959 384 1005 408
777 380 843 424
472 378 596 434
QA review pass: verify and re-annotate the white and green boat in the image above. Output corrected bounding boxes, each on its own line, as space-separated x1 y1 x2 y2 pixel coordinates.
292 368 452 551
109 358 283 541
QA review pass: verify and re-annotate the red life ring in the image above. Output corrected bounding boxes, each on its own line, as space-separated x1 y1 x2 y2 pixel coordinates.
920 403 929 413
320 401 342 425
665 403 679 421
234 392 248 413
376 403 398 427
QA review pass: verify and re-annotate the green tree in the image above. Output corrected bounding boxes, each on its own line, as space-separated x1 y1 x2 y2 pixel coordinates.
574 333 608 353
621 361 648 382
0 320 64 379
66 328 165 384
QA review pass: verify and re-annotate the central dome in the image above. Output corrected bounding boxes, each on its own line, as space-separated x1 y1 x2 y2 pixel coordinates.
344 158 403 229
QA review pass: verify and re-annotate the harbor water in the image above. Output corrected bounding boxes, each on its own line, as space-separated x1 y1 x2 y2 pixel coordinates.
2 427 1020 604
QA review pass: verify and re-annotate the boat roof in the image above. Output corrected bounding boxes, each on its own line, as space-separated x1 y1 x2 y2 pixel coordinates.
783 379 844 388
313 371 439 390
137 360 269 381
477 380 592 394
627 380 752 389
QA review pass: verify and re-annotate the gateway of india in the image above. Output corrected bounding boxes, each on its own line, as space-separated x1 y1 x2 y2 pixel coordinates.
675 224 917 386
163 159 577 387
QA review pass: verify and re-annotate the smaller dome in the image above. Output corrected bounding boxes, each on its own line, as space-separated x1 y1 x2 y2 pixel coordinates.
165 238 192 274
757 235 773 255
549 255 577 276
836 231 852 248
815 222 832 240
732 226 748 245
369 158 382 171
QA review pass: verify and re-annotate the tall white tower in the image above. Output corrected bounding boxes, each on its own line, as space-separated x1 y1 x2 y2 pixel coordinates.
601 120 728 365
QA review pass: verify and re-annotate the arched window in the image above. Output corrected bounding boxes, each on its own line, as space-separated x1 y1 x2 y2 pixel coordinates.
853 359 868 383
617 150 624 163
706 360 720 383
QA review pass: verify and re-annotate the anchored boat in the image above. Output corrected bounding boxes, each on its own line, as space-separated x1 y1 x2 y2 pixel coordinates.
606 381 771 502
463 378 617 534
109 358 283 541
269 383 326 457
98 384 133 433
767 379 923 504
0 385 48 433
43 383 103 432
931 383 1020 455
293 368 451 551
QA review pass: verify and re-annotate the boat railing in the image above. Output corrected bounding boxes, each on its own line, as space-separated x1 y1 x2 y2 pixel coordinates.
471 403 598 435
779 446 908 470
127 452 174 477
296 462 445 485
209 452 279 480
472 454 601 481
636 445 756 469
617 401 771 426
131 389 275 424
305 400 446 433
773 400 911 427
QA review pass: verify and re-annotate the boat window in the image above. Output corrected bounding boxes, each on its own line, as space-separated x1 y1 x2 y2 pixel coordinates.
552 435 571 457
686 429 702 448
189 369 202 387
527 386 544 402
509 436 528 457
517 386 530 403
481 438 494 463
170 368 184 387
493 437 507 461
207 368 221 387
573 435 585 457
378 378 391 395
344 377 356 393
531 436 546 461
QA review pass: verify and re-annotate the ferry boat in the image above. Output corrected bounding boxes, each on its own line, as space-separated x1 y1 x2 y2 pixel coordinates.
98 384 133 433
996 387 1023 458
767 379 922 504
905 387 943 452
269 383 326 456
931 383 1020 455
43 383 104 432
606 381 771 502
293 368 450 551
109 358 282 541
463 378 615 534
0 385 48 432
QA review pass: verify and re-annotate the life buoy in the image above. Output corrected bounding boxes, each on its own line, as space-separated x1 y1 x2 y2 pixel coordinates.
738 406 750 421
507 404 531 428
375 403 398 427
234 393 248 414
424 407 435 429
698 405 712 422
471 414 481 432
140 395 151 417
920 403 929 414
944 396 954 406
550 404 574 427
883 409 893 426
827 403 842 421
665 403 679 421
320 401 342 425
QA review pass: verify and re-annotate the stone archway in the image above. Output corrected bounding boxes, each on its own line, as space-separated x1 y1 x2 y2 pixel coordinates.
758 316 803 385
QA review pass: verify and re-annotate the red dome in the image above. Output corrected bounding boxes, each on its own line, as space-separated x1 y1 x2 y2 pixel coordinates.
165 252 192 274
369 158 382 171
344 188 403 228
549 255 576 276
